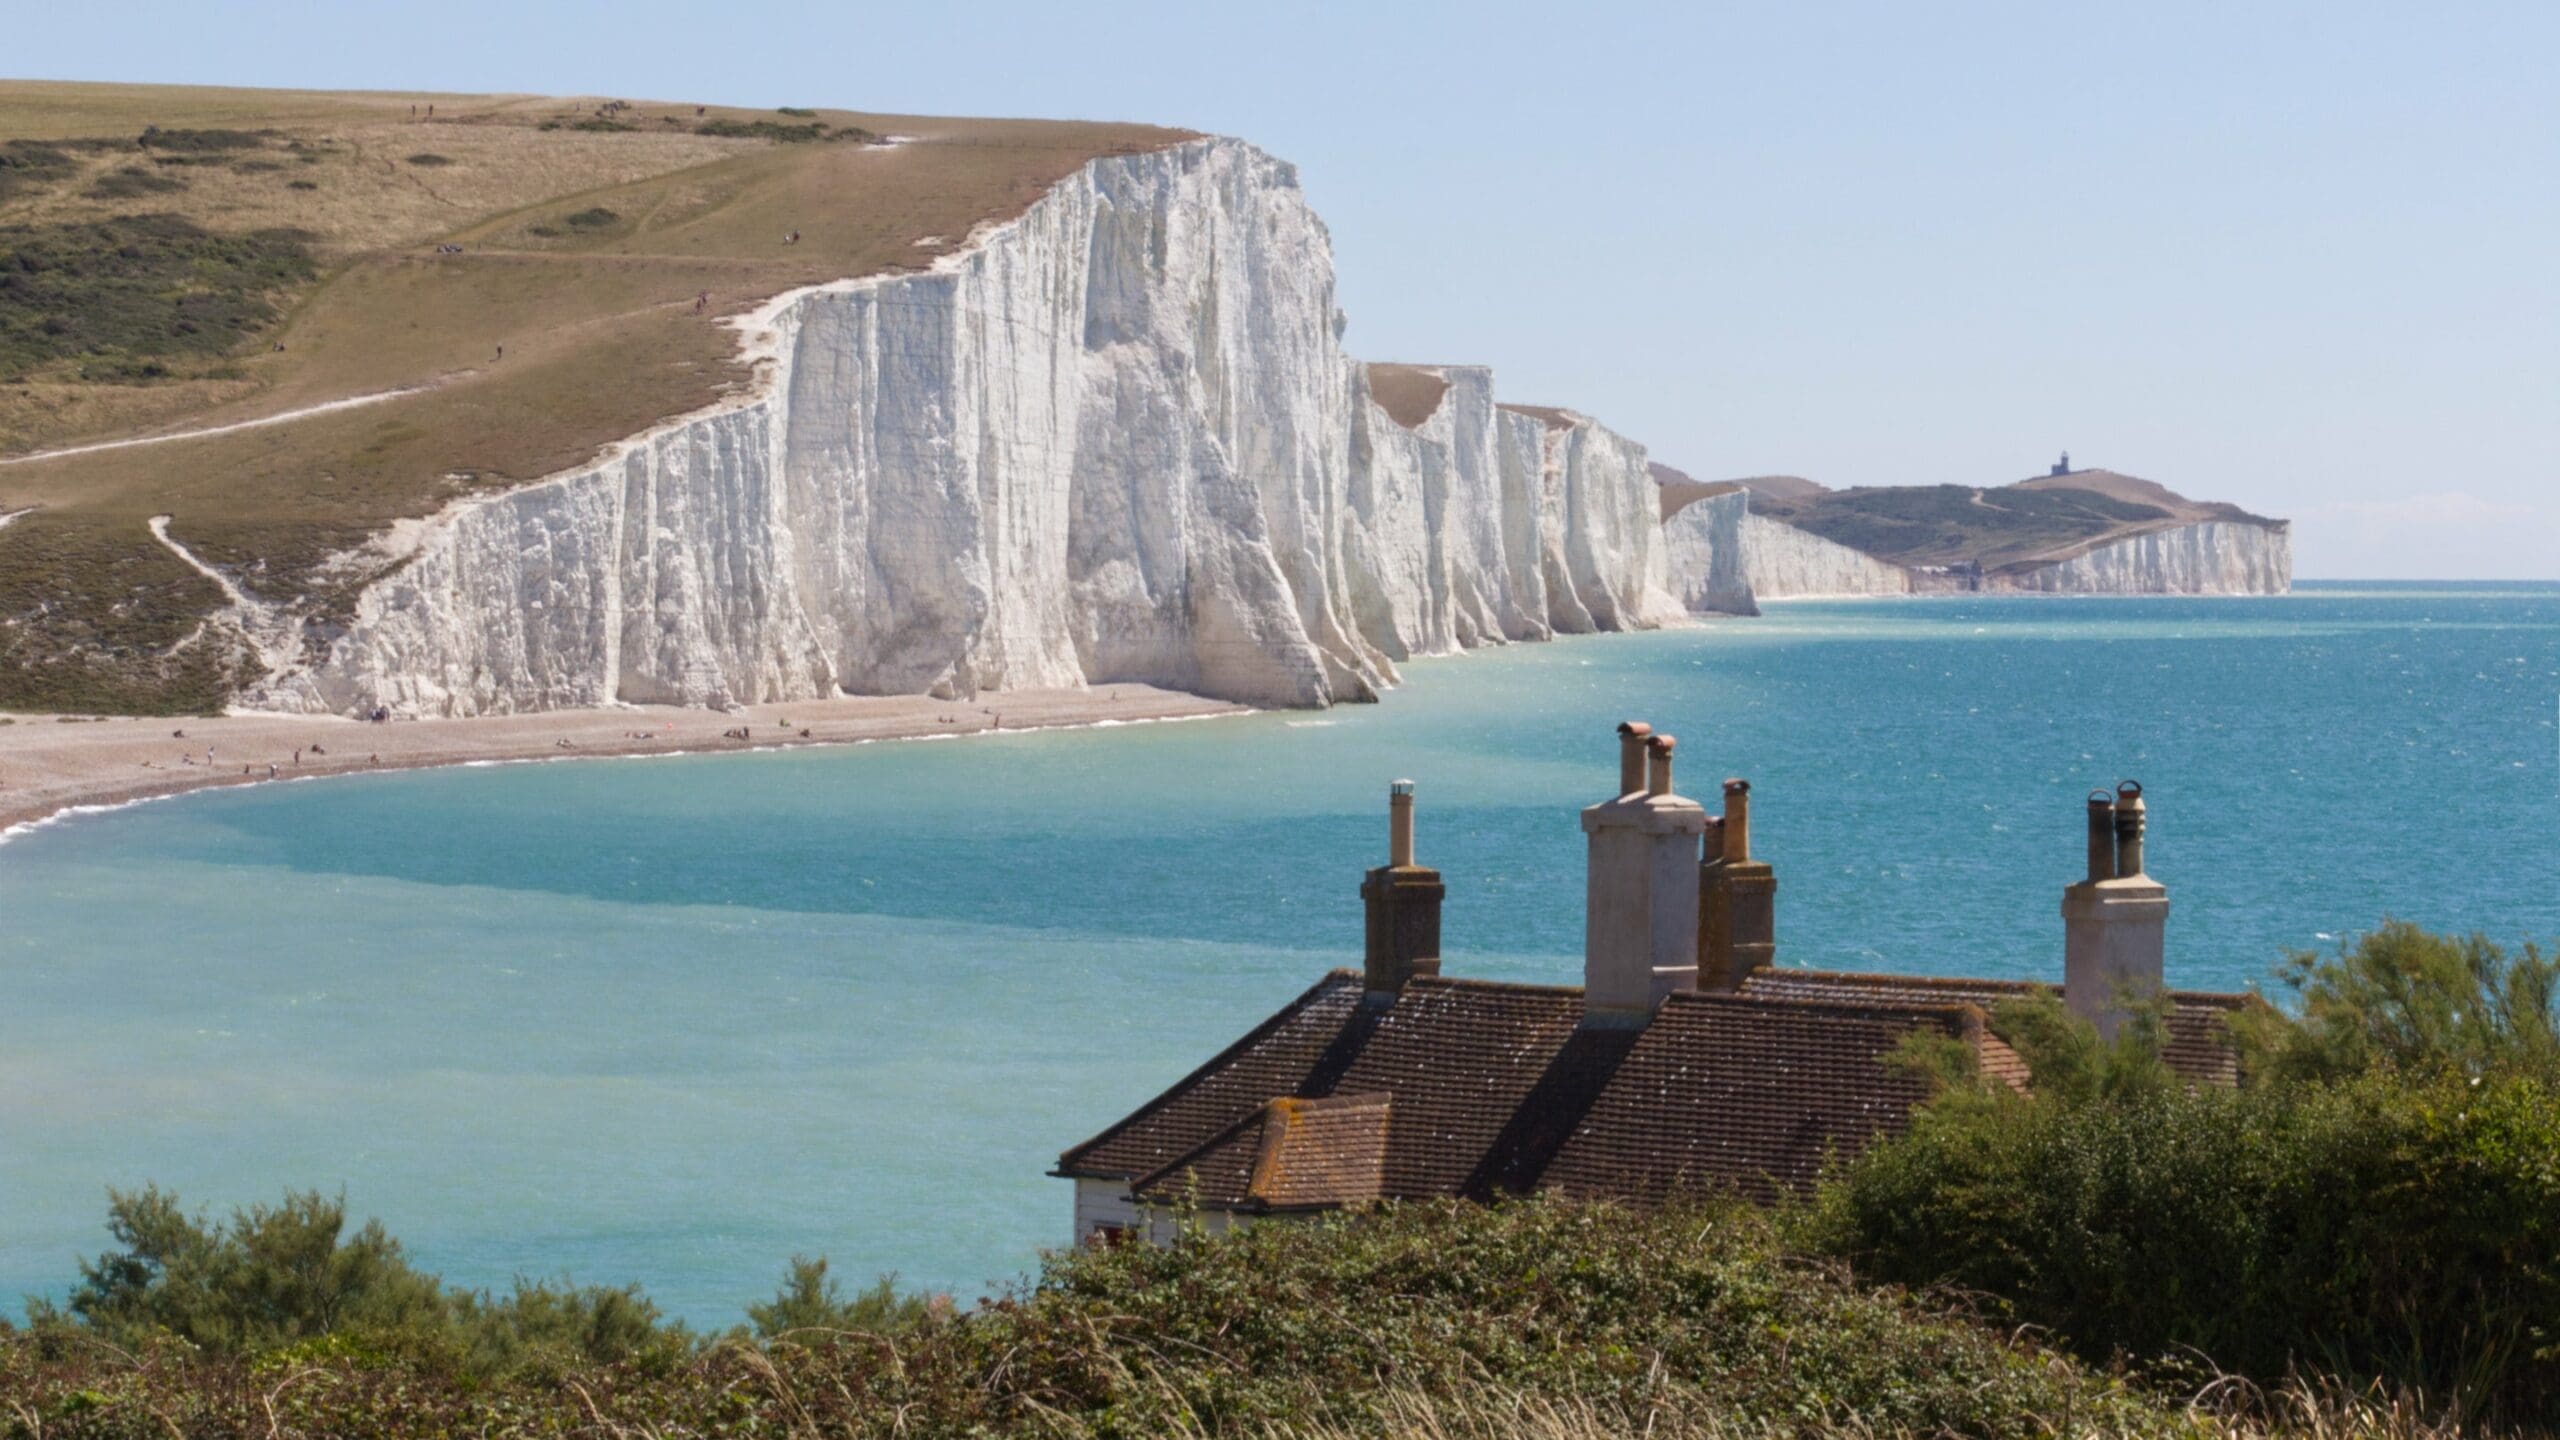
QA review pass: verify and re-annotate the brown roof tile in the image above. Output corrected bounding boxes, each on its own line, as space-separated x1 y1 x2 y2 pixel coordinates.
1067 966 2255 1220
1322 977 1590 1200
1072 974 2008 1214
1540 993 1969 1203
1055 971 1374 1180
1736 968 2252 1085
1132 1093 1394 1211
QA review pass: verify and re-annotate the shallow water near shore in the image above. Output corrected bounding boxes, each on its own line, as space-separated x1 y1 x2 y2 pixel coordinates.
3 582 2556 1323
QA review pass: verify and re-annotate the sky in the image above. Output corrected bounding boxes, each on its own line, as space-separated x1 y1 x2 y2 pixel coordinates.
9 1 2554 578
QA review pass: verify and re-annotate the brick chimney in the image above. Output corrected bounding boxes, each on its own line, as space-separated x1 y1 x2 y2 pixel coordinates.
1581 722 1708 1025
1362 779 1444 1000
1697 778 1776 991
2062 781 2168 1040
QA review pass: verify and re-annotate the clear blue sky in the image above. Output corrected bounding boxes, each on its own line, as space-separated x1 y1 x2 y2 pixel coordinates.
12 1 2554 577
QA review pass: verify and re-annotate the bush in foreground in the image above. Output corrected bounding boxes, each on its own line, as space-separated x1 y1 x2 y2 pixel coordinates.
3 1197 2208 1438
1811 925 2560 1428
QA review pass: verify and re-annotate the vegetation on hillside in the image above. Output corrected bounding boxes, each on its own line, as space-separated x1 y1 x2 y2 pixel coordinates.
0 511 255 714
0 213 314 382
1815 924 2560 1427
1751 482 2174 569
6 1191 2223 1437
0 139 81 202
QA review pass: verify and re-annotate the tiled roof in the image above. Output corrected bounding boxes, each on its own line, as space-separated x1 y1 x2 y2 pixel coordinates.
1736 968 2254 1085
1065 967 2254 1219
1055 971 1371 1181
1321 977 1590 1200
1977 1032 2033 1089
1131 1093 1394 1211
1064 973 2008 1213
1540 992 1970 1202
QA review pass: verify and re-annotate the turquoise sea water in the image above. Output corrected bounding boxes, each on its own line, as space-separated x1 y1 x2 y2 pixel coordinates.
3 582 2556 1323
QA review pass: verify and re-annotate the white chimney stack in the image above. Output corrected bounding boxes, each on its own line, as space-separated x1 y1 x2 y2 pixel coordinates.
2062 781 2168 1040
1582 722 1708 1025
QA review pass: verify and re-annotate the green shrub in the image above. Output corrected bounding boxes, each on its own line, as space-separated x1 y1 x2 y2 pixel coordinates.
8 1196 2202 1436
32 1186 450 1357
746 1255 935 1338
562 206 619 229
136 127 268 153
0 139 79 202
694 118 830 143
1813 968 2560 1426
444 1278 689 1381
404 152 452 167
0 213 315 380
83 168 186 200
2234 921 2560 1083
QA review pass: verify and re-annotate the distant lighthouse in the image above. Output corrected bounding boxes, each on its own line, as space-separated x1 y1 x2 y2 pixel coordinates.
2050 450 2073 476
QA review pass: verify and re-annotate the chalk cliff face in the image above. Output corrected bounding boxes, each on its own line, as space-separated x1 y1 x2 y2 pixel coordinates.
1341 368 1681 657
258 139 1677 716
1660 488 1756 615
1740 514 1915 599
1993 521 2292 595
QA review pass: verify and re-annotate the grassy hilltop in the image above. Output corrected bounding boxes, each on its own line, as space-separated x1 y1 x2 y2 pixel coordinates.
1742 469 2287 574
0 80 1188 713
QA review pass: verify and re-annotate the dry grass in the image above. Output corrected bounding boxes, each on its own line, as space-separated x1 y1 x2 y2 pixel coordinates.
1245 1382 2493 1440
1648 462 1745 520
1498 402 1578 433
0 80 1193 711
1368 362 1454 429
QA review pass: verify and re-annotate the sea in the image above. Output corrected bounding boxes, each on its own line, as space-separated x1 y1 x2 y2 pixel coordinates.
2 581 2554 1324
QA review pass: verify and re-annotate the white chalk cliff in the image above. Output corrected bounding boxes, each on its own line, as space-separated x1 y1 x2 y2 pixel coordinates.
1739 514 1914 599
1659 488 1758 614
1993 521 2292 595
1661 507 2290 606
254 139 1679 717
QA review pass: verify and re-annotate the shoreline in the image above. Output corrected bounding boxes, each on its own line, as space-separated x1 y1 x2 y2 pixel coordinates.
0 686 1248 840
